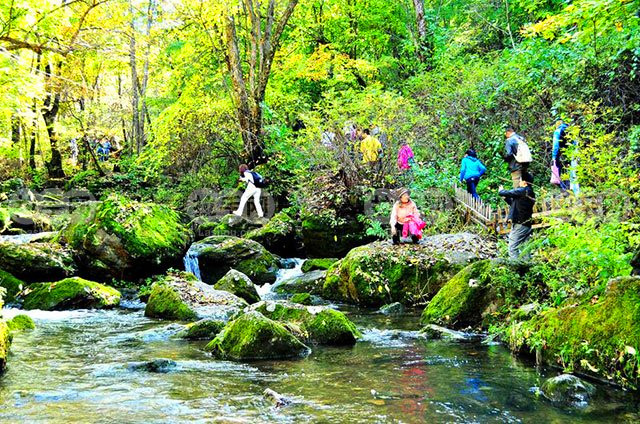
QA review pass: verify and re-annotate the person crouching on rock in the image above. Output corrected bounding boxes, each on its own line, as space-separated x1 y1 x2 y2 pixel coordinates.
390 188 425 245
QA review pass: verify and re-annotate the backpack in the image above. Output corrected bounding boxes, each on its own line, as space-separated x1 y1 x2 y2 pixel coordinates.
514 135 533 163
250 171 267 188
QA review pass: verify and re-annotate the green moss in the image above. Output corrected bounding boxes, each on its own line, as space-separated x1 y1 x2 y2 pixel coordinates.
305 309 361 345
290 293 312 305
301 258 338 273
0 320 9 373
22 277 121 310
0 269 27 303
0 208 10 233
205 311 309 360
180 319 225 340
7 314 35 331
144 282 197 321
0 242 77 282
301 215 370 258
254 302 311 322
245 211 299 256
507 276 640 389
214 270 260 304
323 243 461 307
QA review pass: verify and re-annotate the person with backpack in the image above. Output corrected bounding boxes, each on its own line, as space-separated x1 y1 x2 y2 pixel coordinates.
504 127 532 189
459 149 486 201
551 119 570 191
233 164 265 218
499 172 536 260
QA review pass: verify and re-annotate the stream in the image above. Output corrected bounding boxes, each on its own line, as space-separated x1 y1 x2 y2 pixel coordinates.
1 260 639 423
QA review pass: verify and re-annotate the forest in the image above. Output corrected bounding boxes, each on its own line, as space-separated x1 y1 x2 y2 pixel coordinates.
0 0 639 422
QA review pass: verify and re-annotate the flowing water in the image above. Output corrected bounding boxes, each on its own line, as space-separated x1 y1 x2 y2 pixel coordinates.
0 232 58 245
1 263 639 423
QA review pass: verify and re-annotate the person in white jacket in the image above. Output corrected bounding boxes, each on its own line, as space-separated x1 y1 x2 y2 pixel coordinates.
233 164 264 218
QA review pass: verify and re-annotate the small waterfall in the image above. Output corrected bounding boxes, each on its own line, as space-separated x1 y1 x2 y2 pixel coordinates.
183 245 202 281
258 258 305 298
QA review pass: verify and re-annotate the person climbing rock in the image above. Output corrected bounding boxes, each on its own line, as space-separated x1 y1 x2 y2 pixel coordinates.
498 172 536 260
360 129 382 165
390 188 425 245
503 127 531 189
459 149 486 201
233 164 265 218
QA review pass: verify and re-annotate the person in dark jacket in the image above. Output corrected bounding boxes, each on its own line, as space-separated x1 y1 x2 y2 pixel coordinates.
459 149 487 201
504 127 529 189
499 172 536 260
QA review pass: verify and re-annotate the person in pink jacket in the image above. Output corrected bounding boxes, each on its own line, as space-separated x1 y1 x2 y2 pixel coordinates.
389 188 423 245
397 142 415 171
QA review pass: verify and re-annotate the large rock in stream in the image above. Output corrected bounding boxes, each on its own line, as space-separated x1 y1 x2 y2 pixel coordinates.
507 276 640 389
540 374 596 408
60 194 191 280
245 210 302 257
0 269 27 303
144 271 248 321
205 311 310 360
214 270 260 304
22 277 121 310
186 236 278 285
0 241 76 282
323 233 494 307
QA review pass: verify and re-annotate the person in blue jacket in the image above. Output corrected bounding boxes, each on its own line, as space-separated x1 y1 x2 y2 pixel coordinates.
552 119 570 191
459 149 486 201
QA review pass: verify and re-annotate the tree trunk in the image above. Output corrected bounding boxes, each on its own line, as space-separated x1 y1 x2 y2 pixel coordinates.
129 0 141 154
42 61 65 179
412 0 433 66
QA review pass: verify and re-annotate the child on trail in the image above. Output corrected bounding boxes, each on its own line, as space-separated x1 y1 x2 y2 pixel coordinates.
459 149 486 201
233 164 265 218
389 188 425 245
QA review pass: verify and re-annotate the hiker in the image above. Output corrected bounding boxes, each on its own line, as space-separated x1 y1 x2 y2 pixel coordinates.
360 129 382 164
233 164 265 218
551 119 570 192
390 188 425 245
97 138 111 162
498 172 536 260
397 142 415 171
69 138 79 167
503 127 532 189
459 149 486 201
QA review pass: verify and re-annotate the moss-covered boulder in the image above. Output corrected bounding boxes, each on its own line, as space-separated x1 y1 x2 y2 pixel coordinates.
0 320 9 373
145 271 247 321
187 236 278 285
9 210 52 233
507 276 640 389
0 207 10 234
178 319 225 340
323 234 492 307
245 210 301 257
420 259 532 329
205 311 310 360
378 302 405 316
249 300 361 345
199 214 263 238
7 314 36 331
274 270 326 295
302 258 338 273
60 194 191 280
301 215 371 258
0 241 76 282
0 269 27 304
214 270 260 304
540 374 596 408
290 292 312 305
22 277 121 310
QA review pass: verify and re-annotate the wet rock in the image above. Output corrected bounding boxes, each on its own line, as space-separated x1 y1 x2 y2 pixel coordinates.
263 388 292 408
421 324 484 342
214 270 260 304
22 277 121 310
128 358 177 373
7 314 35 331
205 311 310 360
60 194 191 281
245 210 302 257
540 374 596 407
301 258 338 273
508 276 640 388
290 293 312 305
248 300 361 346
0 241 76 283
9 211 51 233
0 320 9 373
201 214 263 238
0 269 27 303
188 236 279 285
278 258 298 269
324 233 493 307
274 270 326 295
145 271 247 321
179 319 225 340
378 302 405 316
